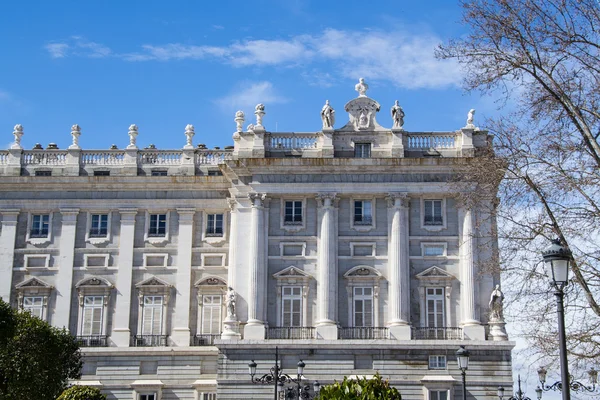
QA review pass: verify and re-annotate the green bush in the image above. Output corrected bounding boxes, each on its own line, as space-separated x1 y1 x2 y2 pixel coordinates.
57 385 107 400
318 373 402 399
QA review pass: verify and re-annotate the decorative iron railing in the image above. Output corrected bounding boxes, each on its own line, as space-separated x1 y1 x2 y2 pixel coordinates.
407 133 456 149
192 334 221 346
75 335 108 347
339 327 389 340
267 327 316 340
412 327 463 340
132 335 168 347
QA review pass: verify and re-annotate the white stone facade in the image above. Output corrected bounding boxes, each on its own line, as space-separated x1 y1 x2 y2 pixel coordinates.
0 82 513 399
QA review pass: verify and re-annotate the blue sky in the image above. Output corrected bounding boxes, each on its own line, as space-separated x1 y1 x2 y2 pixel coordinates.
0 0 503 150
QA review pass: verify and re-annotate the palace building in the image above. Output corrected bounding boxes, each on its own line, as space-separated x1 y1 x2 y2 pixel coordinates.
0 80 513 399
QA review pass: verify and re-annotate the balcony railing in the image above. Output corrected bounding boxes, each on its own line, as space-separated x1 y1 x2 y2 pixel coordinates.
192 334 221 346
132 335 168 347
267 133 318 150
267 327 316 339
412 327 463 340
339 327 389 340
407 133 456 149
75 335 108 347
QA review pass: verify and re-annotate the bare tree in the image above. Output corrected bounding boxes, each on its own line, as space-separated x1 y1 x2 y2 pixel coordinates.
437 0 600 369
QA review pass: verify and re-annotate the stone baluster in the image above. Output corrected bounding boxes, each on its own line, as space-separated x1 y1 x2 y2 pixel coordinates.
0 209 19 302
244 193 267 339
386 193 412 339
54 208 79 329
316 193 338 340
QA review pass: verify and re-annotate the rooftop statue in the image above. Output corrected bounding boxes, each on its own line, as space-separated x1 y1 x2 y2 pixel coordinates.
391 100 404 129
355 78 368 97
321 100 335 129
467 108 476 127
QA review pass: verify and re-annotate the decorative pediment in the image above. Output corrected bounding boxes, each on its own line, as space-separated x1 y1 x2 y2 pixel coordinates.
273 266 312 280
136 276 172 288
344 266 382 279
194 276 227 287
76 276 114 288
416 266 456 281
15 277 53 290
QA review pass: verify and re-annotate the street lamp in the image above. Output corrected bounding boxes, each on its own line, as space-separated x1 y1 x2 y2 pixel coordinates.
457 346 470 400
498 375 542 400
541 239 573 400
248 347 320 400
537 366 598 395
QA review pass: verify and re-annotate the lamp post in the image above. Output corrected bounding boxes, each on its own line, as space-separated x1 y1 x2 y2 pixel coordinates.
498 375 542 400
248 347 320 400
457 346 470 400
541 239 573 400
537 366 598 396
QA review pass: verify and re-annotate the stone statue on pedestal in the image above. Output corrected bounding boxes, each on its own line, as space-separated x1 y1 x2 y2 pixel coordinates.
321 100 335 129
489 284 504 321
226 287 236 318
355 78 368 97
467 109 476 127
391 100 404 129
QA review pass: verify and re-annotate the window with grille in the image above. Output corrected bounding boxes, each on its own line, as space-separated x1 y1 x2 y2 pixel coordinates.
426 288 445 328
35 170 52 176
139 394 157 400
282 286 302 327
428 355 447 369
90 214 108 237
284 201 303 225
30 214 50 238
201 295 222 334
148 214 167 236
354 143 371 158
142 296 163 335
353 287 373 327
424 200 443 226
202 393 217 400
151 170 167 176
354 200 373 225
206 214 223 236
93 170 110 176
23 296 44 319
81 296 104 335
430 390 449 400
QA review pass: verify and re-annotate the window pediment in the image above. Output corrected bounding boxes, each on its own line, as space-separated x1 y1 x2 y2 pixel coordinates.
16 277 53 290
136 276 172 289
273 266 312 282
416 266 456 282
344 266 382 280
194 276 227 288
76 276 114 289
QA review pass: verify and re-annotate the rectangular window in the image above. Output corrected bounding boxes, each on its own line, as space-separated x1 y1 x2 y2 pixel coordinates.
202 394 217 400
353 287 373 327
430 390 449 400
284 201 303 225
354 143 371 158
35 170 52 176
82 296 104 335
424 200 443 226
142 296 163 335
423 244 445 257
426 287 445 328
139 394 157 400
206 214 224 236
30 214 50 238
282 286 302 327
23 296 44 319
151 170 168 176
201 295 222 334
354 200 373 225
93 170 110 176
207 170 222 176
148 214 167 237
428 355 447 370
90 214 109 237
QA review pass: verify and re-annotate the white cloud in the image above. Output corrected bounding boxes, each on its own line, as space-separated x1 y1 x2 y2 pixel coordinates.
45 43 69 58
215 81 288 112
230 39 309 66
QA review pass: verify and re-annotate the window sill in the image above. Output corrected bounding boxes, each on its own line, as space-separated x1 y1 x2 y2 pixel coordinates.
26 237 51 247
86 237 110 246
145 237 168 246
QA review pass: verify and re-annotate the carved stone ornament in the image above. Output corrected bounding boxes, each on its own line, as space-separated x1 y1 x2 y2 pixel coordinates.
466 109 476 128
12 124 24 150
234 110 245 132
489 284 505 322
386 193 410 208
226 287 236 317
248 192 267 207
390 100 405 129
254 103 265 127
355 78 369 97
69 124 81 149
321 100 335 129
205 277 222 285
127 124 138 149
316 192 337 207
184 124 195 149
344 96 381 131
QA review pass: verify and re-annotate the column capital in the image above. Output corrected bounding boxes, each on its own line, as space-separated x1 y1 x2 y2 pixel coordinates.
177 208 196 223
1 209 20 225
248 192 267 207
386 193 409 208
119 208 138 224
316 192 337 207
60 208 80 224
227 198 238 211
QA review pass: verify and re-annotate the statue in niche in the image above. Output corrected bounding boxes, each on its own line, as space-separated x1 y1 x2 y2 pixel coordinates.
391 100 404 129
489 284 504 321
467 109 476 126
355 78 368 97
320 100 335 129
226 287 236 317
358 107 369 128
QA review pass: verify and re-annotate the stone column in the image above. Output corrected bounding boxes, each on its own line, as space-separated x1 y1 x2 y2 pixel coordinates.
0 209 19 302
54 208 79 329
112 208 137 346
171 208 195 346
244 193 267 340
458 205 485 340
386 194 411 340
316 193 338 340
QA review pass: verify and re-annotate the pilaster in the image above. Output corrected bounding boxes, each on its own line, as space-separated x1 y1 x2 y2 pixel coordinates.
171 208 195 346
112 208 137 346
65 148 81 176
390 128 405 158
0 209 19 302
460 128 476 157
252 127 266 158
54 208 79 329
316 193 338 340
